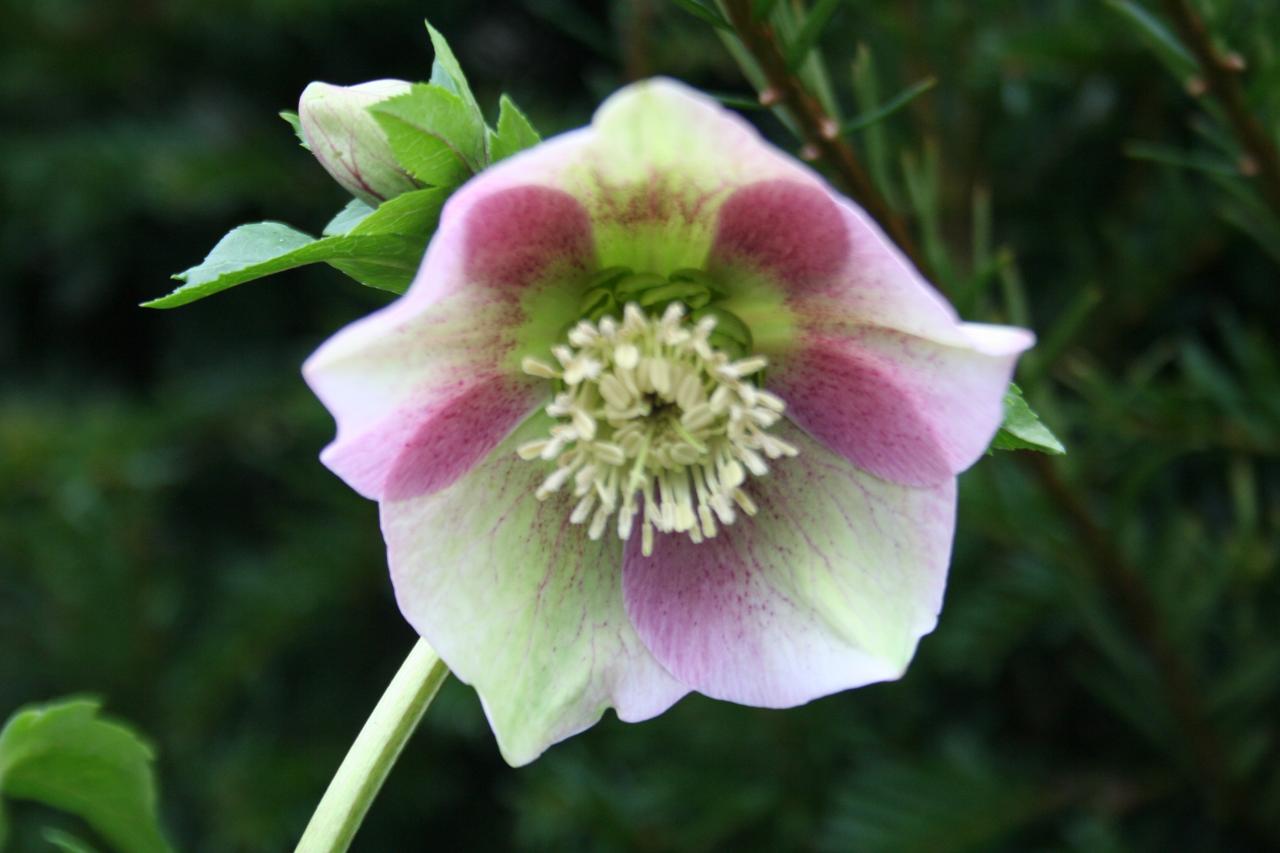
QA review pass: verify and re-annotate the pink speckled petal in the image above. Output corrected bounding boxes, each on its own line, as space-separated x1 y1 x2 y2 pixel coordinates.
385 414 688 765
622 421 955 707
304 181 597 501
770 323 1034 487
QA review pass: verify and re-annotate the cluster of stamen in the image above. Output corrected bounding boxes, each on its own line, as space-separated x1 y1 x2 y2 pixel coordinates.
519 302 796 556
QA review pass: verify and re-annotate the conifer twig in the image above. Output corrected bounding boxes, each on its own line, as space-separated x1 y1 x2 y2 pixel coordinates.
1027 455 1231 812
1160 0 1280 213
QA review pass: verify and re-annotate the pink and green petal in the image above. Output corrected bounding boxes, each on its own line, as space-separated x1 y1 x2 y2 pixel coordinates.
304 174 600 500
621 421 956 708
303 287 544 500
567 79 820 274
307 79 834 500
708 179 978 346
383 414 689 766
770 323 1032 487
467 79 830 284
701 175 1032 484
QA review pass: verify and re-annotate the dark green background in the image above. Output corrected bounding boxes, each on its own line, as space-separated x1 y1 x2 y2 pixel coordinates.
3 0 1278 850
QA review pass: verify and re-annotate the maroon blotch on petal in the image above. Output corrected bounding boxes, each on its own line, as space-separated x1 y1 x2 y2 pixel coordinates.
463 186 596 289
771 339 955 487
708 180 849 289
382 376 539 501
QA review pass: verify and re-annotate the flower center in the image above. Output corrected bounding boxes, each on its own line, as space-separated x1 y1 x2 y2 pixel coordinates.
518 298 796 556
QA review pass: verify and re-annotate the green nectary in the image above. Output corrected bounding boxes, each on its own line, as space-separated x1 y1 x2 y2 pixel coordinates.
575 267 754 358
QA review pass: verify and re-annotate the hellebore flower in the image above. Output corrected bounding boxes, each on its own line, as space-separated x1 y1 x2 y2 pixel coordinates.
299 79 417 205
304 79 1033 765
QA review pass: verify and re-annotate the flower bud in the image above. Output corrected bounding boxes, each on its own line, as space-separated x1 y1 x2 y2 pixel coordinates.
298 79 418 204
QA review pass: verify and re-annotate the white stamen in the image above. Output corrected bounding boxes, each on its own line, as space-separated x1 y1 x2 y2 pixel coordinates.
517 439 548 460
570 492 597 524
599 374 632 410
521 357 560 379
615 343 640 370
536 463 576 498
726 356 768 378
571 407 597 441
519 299 793 548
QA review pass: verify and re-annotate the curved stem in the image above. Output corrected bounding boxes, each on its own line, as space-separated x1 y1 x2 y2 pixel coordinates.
295 639 450 853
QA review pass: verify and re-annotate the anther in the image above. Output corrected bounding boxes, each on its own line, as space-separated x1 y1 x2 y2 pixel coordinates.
521 357 560 379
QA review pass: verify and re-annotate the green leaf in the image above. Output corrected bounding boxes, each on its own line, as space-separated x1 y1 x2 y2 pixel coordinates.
669 0 732 31
151 186 450 308
425 21 482 120
1124 140 1243 177
0 698 171 853
1104 0 1198 78
851 44 901 208
278 110 309 149
991 384 1066 455
44 828 102 853
323 188 448 241
709 91 768 111
327 188 449 287
150 222 313 307
786 0 843 70
488 94 542 163
371 83 485 187
146 222 421 308
348 187 448 239
842 76 937 133
323 198 377 236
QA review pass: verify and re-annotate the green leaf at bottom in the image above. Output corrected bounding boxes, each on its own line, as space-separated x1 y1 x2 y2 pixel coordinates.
0 698 171 853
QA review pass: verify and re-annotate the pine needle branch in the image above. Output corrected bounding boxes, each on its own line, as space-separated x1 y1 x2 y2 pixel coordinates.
1160 0 1280 214
1025 454 1235 816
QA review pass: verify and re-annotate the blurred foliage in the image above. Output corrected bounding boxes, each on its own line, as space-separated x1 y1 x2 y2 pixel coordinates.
2 0 1278 850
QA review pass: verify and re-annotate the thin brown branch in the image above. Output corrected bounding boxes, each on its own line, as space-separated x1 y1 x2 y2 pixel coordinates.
1161 0 1280 214
721 0 934 283
622 0 656 82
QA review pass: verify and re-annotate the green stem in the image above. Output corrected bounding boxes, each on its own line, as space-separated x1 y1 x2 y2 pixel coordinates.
295 639 450 852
